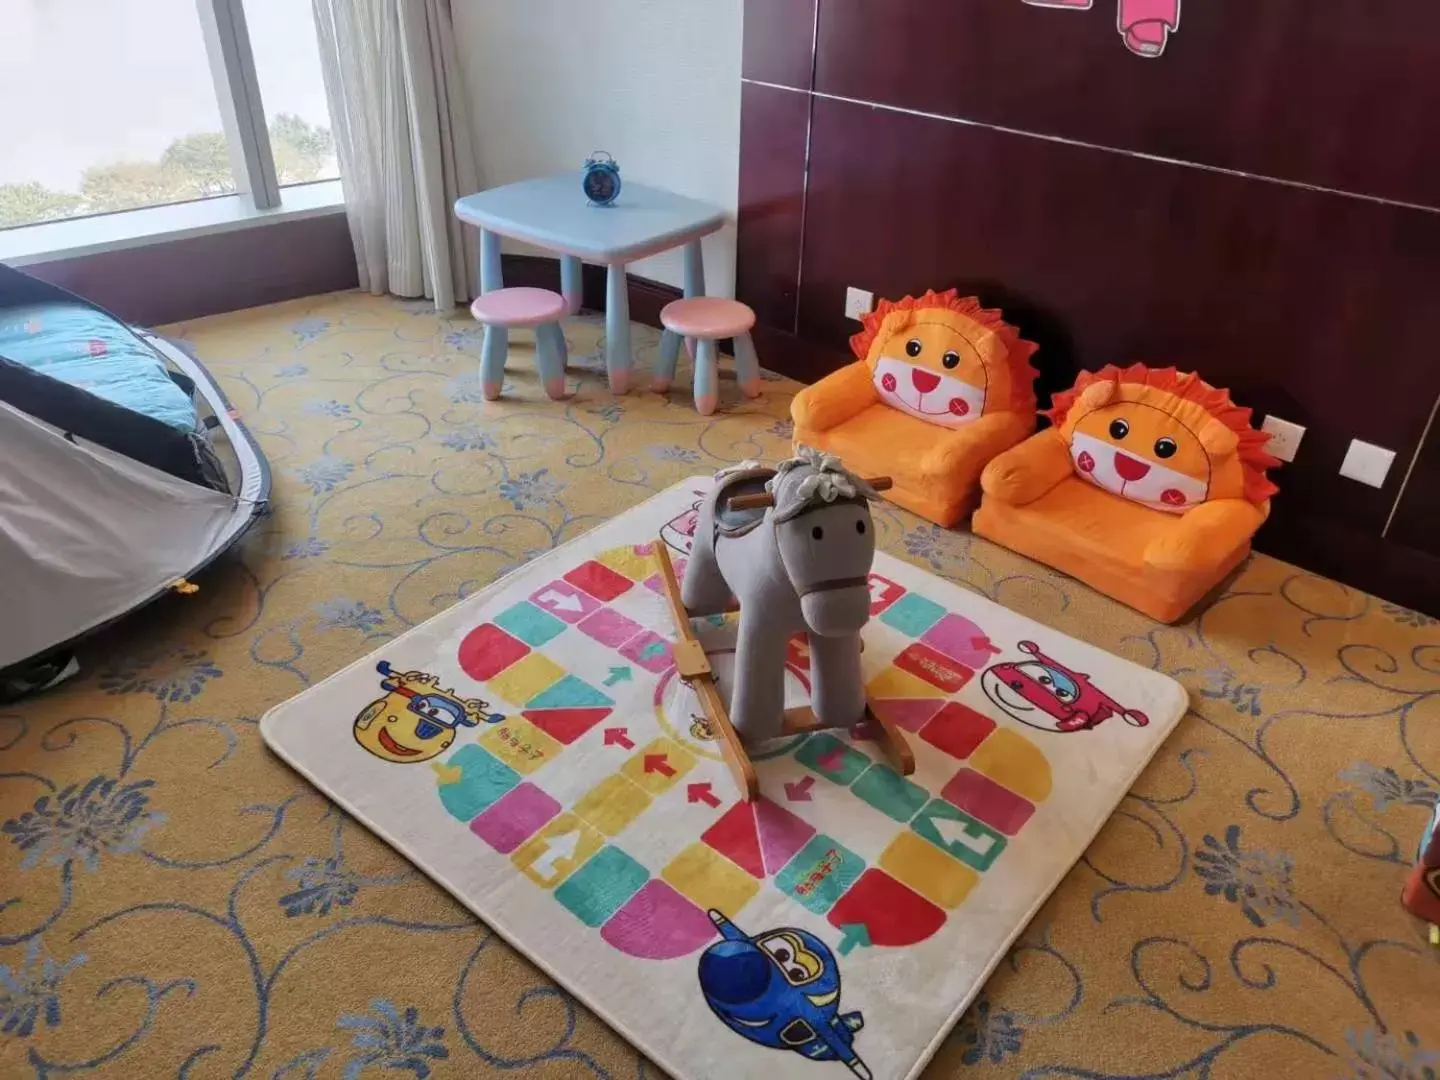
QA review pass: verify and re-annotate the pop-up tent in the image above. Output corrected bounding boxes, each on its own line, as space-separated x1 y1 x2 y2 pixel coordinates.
0 263 269 698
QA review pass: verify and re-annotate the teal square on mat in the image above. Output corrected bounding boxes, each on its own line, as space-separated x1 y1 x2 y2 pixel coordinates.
794 733 870 786
554 845 651 927
494 602 567 647
436 745 520 822
775 835 865 915
880 593 947 637
852 763 929 823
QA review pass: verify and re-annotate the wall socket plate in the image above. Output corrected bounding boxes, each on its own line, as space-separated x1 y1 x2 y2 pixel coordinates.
844 287 874 322
1339 439 1396 488
1260 414 1306 463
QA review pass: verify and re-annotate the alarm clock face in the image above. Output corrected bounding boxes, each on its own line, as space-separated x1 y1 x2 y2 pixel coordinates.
583 168 619 206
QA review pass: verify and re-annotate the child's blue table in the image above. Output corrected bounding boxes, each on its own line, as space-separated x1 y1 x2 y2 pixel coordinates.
454 174 726 394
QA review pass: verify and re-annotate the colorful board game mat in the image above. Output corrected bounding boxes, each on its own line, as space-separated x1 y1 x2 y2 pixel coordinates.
263 478 1189 1080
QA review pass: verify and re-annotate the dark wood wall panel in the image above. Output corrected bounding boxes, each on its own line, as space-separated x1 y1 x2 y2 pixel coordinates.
1389 404 1440 556
26 213 358 327
814 0 1440 209
735 82 811 333
741 0 816 88
797 97 1440 538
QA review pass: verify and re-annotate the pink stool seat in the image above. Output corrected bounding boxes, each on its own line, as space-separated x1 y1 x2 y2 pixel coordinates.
470 287 567 329
659 297 756 338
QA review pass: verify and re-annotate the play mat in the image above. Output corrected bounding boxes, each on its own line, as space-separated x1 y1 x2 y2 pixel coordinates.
262 477 1188 1080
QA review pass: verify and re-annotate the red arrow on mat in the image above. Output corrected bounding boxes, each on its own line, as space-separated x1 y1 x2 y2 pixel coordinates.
644 753 676 777
687 782 720 808
785 776 815 802
603 728 634 749
818 746 847 772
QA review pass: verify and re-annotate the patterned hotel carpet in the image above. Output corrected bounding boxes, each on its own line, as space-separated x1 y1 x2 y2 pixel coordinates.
2 290 1438 1080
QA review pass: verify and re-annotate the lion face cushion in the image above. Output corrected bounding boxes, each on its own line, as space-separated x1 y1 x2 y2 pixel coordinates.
1046 364 1279 514
851 289 1038 430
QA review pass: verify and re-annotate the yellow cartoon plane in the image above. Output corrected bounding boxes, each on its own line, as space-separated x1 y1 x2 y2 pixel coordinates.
353 661 502 764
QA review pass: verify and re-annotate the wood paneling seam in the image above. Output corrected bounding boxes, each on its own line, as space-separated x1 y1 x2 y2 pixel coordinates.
788 0 822 335
739 79 1440 217
1384 390 1440 539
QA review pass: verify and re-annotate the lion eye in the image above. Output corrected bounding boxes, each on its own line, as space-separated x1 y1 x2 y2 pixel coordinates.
1109 419 1130 439
942 351 960 369
905 339 922 358
1154 437 1178 459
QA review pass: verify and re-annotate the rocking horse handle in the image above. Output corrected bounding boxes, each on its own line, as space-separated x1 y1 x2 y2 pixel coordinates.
726 476 893 512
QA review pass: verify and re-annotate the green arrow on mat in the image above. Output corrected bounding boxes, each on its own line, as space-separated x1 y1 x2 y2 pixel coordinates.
603 666 633 687
837 923 872 956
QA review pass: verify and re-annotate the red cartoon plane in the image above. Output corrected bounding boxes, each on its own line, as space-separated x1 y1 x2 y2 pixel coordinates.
980 640 1149 733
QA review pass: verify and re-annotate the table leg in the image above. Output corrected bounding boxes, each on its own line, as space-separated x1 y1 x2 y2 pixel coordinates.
560 255 583 315
606 263 632 395
479 229 503 295
682 239 705 360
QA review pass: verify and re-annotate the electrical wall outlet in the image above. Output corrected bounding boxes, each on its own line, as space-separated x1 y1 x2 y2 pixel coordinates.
1339 439 1396 488
844 287 874 322
1260 415 1306 463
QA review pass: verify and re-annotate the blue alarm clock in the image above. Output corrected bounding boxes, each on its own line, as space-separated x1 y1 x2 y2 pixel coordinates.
582 151 621 207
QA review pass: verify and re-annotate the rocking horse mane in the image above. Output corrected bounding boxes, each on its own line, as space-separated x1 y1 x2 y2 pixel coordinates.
767 447 879 523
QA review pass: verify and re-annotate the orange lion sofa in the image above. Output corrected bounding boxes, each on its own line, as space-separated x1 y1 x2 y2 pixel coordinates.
791 290 1039 527
974 364 1280 623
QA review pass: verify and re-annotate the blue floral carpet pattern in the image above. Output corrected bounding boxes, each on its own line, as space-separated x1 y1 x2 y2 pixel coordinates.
1 291 1436 1079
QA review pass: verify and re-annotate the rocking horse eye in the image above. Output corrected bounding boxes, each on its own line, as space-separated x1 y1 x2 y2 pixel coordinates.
905 339 922 358
855 520 866 535
1154 437 1178 459
1109 418 1130 440
942 351 960 369
812 525 824 540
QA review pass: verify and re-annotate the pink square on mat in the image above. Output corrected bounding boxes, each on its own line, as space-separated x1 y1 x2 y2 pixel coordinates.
579 607 645 648
469 782 562 853
620 630 673 673
529 580 601 624
644 557 687 594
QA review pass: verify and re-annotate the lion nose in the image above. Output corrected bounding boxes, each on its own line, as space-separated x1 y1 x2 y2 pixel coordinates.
911 368 941 393
1113 452 1152 482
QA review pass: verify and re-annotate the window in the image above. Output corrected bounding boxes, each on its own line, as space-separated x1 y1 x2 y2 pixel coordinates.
0 0 338 232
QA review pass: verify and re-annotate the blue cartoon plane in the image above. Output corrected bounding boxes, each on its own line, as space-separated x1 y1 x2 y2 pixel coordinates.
697 909 870 1078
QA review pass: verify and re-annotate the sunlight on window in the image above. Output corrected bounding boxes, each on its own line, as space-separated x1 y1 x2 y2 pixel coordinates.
244 0 341 187
0 0 235 229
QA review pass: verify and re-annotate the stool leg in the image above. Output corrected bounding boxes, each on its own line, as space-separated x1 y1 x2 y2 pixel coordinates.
479 229 503 295
694 338 719 416
733 332 762 399
480 325 508 400
606 263 632 395
653 329 683 393
536 322 569 400
683 239 705 360
560 255 583 315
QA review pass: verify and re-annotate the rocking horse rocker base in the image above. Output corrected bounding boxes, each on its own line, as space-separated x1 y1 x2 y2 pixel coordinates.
653 453 914 803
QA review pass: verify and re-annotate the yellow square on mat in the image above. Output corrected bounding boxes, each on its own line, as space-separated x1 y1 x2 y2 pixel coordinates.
479 717 564 775
880 831 978 910
867 665 939 700
596 544 659 582
969 728 1053 802
487 652 566 707
621 737 696 795
662 842 759 914
512 813 604 889
573 774 652 836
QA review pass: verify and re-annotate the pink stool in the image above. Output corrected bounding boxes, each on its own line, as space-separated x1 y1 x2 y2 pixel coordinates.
652 297 761 415
469 287 569 401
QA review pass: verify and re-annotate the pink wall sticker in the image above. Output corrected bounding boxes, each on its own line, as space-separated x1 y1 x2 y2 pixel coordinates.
1023 0 1182 58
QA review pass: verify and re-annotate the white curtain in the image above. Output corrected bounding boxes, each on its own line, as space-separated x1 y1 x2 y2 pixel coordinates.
312 0 479 309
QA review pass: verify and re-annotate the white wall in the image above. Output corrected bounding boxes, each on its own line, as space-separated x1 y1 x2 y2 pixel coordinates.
452 0 743 295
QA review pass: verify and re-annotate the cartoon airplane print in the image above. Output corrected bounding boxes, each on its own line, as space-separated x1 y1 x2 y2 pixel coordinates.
698 910 871 1079
981 641 1149 733
353 661 504 763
